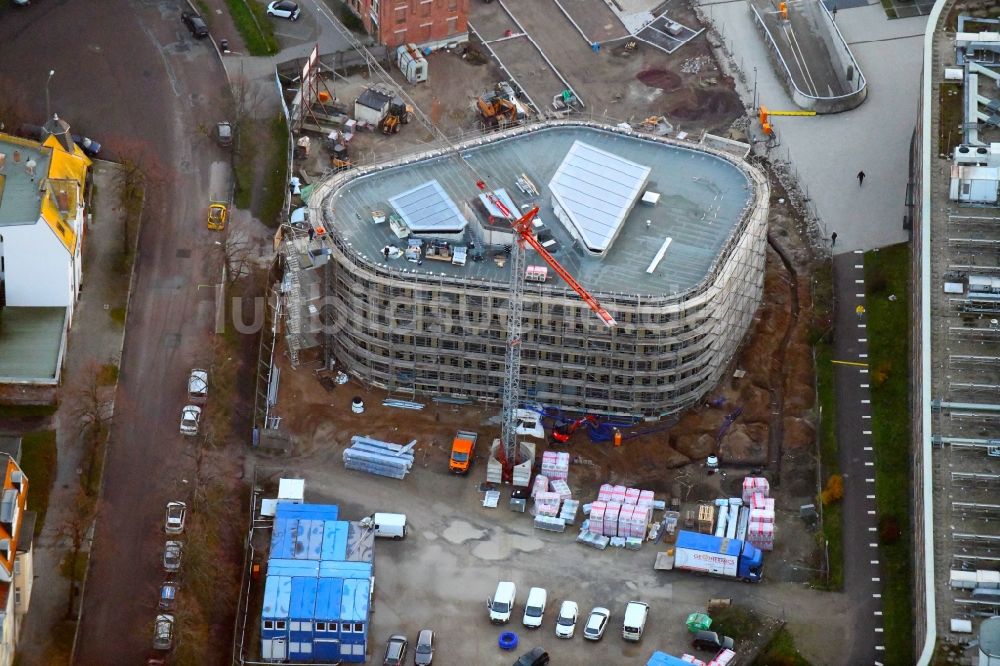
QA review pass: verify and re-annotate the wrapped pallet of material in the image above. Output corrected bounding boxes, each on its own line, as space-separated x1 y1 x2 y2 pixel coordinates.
550 479 573 501
639 489 655 504
612 485 627 503
625 487 641 505
750 492 767 509
598 483 614 502
531 474 550 498
632 505 651 537
605 502 622 537
709 649 736 666
560 499 580 525
749 508 775 524
618 504 634 537
680 655 707 666
534 515 566 532
747 521 774 551
742 476 770 502
589 502 605 536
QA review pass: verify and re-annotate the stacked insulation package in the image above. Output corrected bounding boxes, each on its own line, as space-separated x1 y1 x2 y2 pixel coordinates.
541 451 570 481
531 474 549 498
587 484 655 539
534 491 561 517
743 476 775 551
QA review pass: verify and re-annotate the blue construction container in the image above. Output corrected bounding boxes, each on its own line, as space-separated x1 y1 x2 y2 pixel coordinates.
261 503 373 663
647 652 692 666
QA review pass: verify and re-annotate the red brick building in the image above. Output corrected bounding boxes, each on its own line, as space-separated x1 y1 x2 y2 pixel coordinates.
346 0 469 49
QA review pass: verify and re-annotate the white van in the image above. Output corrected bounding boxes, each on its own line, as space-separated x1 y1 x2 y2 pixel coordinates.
522 587 547 628
487 581 517 624
367 513 407 540
622 601 649 642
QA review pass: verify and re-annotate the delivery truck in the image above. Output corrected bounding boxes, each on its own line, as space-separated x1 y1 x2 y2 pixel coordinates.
653 530 763 582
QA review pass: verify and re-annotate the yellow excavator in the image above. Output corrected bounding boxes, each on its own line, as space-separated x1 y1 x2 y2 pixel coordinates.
477 96 519 127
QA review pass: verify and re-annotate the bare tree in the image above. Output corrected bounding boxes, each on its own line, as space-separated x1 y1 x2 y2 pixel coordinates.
71 362 113 433
59 490 96 619
216 226 255 288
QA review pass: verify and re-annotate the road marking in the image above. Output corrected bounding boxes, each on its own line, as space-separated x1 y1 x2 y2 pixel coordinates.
865 462 874 466
864 446 873 451
869 527 877 532
875 628 884 633
860 338 867 342
873 593 881 598
856 293 865 297
855 279 864 284
871 560 879 564
860 369 869 375
861 383 870 388
863 430 872 435
862 413 871 418
875 611 883 616
858 324 867 329
854 249 863 254
876 646 885 651
862 399 871 404
866 478 875 483
867 494 876 499
833 359 868 367
859 353 868 358
855 264 863 269
872 577 881 582
868 512 876 516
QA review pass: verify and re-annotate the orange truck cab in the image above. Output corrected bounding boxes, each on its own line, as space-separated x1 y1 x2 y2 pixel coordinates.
449 430 479 474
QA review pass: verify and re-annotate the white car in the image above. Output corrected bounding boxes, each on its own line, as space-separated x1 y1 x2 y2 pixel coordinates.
164 501 187 535
180 405 202 436
267 1 301 21
555 600 578 638
583 606 610 640
187 368 208 403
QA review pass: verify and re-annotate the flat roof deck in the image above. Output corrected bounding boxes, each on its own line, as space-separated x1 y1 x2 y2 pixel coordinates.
325 126 754 296
0 307 66 382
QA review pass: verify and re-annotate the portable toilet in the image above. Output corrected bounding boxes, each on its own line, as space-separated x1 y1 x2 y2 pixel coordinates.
396 43 428 83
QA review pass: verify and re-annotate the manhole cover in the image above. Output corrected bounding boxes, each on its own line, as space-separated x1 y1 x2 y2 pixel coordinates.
162 333 181 348
176 249 191 258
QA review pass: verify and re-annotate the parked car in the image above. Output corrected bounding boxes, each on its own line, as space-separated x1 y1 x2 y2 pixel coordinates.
152 614 175 651
692 630 735 652
158 581 178 611
413 629 434 665
187 368 208 403
583 606 610 640
266 1 301 20
522 587 547 628
71 134 101 157
512 647 549 666
555 600 579 638
383 634 407 666
163 541 183 572
180 405 202 436
164 501 187 535
181 10 209 38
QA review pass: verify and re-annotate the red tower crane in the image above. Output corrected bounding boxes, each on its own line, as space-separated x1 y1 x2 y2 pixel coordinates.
475 182 616 478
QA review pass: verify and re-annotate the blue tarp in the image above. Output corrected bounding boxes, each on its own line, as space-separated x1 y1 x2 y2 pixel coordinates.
647 652 692 666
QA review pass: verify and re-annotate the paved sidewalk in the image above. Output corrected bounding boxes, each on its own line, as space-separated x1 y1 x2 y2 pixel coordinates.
698 0 926 251
832 250 883 664
18 162 132 664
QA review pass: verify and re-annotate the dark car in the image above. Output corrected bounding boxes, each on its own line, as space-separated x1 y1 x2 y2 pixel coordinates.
414 629 433 665
513 647 549 666
383 634 407 666
692 629 735 652
181 10 209 38
158 581 178 611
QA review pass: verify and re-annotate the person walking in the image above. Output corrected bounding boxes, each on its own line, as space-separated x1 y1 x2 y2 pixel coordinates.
857 170 866 186
831 231 838 247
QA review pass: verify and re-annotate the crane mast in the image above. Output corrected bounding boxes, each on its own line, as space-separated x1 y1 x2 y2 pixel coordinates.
476 184 616 477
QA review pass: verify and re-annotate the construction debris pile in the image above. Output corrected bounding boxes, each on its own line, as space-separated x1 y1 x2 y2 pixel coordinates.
342 435 415 479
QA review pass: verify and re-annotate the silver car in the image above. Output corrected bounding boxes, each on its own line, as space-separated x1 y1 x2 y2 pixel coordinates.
153 613 174 651
583 606 610 640
414 629 434 665
179 405 201 436
163 541 183 573
164 501 187 535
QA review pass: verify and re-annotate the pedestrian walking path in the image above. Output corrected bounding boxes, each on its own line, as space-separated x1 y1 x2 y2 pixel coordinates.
833 251 885 664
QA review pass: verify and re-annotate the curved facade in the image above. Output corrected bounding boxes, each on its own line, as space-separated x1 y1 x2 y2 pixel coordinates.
310 122 769 419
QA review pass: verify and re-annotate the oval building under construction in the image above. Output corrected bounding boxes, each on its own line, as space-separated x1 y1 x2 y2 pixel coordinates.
297 122 769 419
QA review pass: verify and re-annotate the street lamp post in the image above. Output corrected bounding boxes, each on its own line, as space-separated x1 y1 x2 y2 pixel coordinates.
45 70 55 121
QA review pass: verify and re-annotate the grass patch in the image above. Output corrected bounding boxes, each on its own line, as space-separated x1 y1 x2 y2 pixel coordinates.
96 363 119 387
864 244 913 665
260 114 290 228
109 306 127 326
939 83 963 156
0 403 57 419
812 259 842 589
754 627 813 666
710 605 759 642
233 135 257 210
223 0 279 56
20 430 56 535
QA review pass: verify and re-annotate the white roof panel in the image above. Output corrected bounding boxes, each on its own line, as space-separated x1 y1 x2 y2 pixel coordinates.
389 180 467 234
548 141 650 254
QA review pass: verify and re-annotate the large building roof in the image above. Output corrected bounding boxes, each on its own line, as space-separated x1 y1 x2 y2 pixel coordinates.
0 136 52 227
320 124 755 296
548 140 650 255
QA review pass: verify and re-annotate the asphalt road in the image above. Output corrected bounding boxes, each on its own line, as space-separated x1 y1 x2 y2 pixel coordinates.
0 1 228 663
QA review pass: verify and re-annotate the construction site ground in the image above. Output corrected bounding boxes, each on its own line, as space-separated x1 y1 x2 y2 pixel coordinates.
261 164 845 663
296 0 745 182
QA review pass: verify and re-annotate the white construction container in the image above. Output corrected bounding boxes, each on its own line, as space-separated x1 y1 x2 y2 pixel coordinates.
978 569 1000 589
950 570 978 589
396 43 428 83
